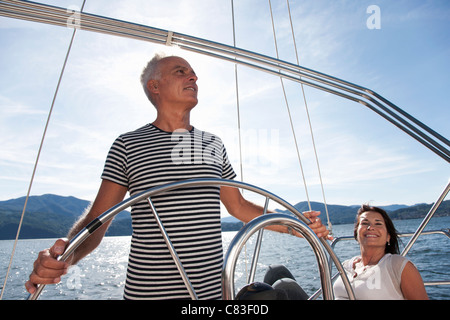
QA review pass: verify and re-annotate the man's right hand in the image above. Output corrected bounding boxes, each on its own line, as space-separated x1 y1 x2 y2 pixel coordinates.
24 180 128 295
25 238 71 294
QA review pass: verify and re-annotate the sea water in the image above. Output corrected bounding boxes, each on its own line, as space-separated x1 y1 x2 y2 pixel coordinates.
1 217 448 300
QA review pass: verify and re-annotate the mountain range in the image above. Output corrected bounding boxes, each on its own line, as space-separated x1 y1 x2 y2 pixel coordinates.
0 194 131 240
0 194 448 240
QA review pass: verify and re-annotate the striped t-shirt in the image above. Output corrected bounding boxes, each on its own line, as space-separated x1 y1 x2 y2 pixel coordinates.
101 124 236 300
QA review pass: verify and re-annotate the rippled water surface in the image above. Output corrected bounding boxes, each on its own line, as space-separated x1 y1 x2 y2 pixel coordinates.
1 217 448 300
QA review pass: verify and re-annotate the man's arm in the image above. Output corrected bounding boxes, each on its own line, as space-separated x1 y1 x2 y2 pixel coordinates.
220 185 330 238
25 179 127 294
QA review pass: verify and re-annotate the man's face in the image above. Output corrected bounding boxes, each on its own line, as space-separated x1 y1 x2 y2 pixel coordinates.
149 56 198 109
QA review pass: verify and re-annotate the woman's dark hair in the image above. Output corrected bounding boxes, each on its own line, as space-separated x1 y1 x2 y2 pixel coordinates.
354 204 400 254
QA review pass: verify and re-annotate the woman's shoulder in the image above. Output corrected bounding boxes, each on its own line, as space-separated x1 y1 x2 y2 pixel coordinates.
382 254 410 275
384 253 409 264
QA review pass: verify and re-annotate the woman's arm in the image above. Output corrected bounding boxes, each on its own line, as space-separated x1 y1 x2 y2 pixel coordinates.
401 261 429 300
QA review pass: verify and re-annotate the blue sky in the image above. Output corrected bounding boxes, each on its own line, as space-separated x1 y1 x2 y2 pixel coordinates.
0 0 449 216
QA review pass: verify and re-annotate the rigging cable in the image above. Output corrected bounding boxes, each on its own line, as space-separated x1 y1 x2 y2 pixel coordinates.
0 0 87 300
285 0 332 234
230 0 244 184
267 0 311 210
231 0 250 278
268 0 332 234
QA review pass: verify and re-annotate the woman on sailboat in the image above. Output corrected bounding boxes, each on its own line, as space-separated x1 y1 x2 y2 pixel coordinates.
333 204 428 300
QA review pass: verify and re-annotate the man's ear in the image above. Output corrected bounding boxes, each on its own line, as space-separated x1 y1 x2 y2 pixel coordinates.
147 79 159 93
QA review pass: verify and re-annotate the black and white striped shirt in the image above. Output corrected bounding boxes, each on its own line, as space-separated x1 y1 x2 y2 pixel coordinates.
101 124 236 299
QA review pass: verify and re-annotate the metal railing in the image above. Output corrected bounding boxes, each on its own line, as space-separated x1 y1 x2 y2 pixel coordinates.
0 0 448 162
222 214 336 300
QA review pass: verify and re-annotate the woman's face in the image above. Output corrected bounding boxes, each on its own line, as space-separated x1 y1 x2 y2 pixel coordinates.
356 211 391 249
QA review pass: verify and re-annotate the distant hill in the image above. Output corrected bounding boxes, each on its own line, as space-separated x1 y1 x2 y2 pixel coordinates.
276 200 450 224
221 200 449 231
0 194 448 239
0 194 131 240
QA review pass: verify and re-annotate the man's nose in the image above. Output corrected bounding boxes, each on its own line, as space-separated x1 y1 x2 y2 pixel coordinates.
187 71 197 81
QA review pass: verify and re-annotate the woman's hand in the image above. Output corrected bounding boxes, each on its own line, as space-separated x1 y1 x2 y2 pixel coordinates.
302 210 333 240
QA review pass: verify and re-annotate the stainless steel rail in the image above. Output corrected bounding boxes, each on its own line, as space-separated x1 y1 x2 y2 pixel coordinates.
145 197 198 300
247 197 269 284
222 214 334 300
401 180 450 256
1 0 448 162
27 178 355 300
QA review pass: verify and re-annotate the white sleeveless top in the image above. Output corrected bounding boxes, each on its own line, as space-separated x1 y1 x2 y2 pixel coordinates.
333 254 409 300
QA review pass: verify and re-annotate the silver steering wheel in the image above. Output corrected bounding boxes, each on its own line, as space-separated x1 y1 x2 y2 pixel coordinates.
28 178 355 300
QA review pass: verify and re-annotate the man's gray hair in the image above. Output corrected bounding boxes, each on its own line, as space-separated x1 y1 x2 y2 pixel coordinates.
140 52 167 106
